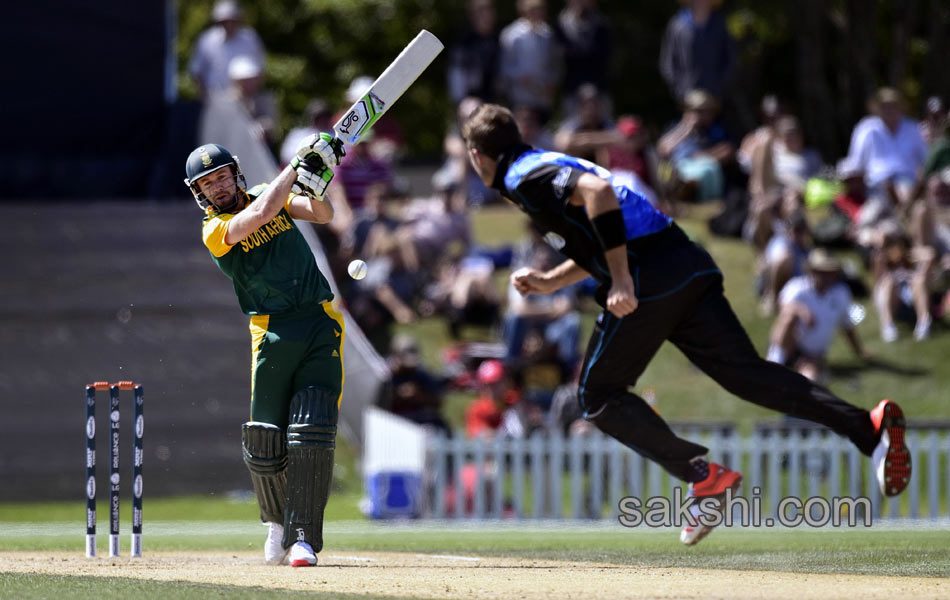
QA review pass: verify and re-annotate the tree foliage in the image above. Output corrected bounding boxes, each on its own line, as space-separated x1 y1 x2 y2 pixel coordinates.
177 0 950 160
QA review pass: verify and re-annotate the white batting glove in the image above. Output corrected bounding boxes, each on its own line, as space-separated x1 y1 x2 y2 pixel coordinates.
294 159 334 200
291 132 345 168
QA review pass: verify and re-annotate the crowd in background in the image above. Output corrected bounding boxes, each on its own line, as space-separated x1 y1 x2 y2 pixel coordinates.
188 0 950 449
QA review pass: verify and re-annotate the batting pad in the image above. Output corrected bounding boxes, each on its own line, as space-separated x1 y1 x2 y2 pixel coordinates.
242 422 288 524
283 387 338 551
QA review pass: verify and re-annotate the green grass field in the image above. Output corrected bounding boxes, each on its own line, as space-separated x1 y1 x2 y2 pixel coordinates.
3 204 949 599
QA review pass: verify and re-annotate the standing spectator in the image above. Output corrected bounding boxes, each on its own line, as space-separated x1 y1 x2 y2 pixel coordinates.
737 95 782 175
226 56 279 148
447 0 501 105
188 1 265 100
555 0 612 101
657 89 735 202
499 0 561 119
280 99 334 166
767 249 867 382
846 87 928 208
659 0 735 103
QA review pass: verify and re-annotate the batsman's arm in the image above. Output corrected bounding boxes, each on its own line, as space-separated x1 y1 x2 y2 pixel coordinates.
287 193 334 224
224 165 298 245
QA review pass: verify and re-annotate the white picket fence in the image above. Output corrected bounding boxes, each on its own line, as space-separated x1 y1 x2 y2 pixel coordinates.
423 427 950 521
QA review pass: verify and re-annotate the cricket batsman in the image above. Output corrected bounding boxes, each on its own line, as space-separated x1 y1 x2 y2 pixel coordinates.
462 104 911 545
184 133 346 566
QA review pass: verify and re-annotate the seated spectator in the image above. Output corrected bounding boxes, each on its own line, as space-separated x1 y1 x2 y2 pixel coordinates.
513 105 556 151
553 83 615 163
422 253 501 339
503 225 581 371
447 0 500 105
871 231 932 342
920 96 946 147
657 89 735 202
225 55 279 148
907 171 950 337
279 99 333 166
605 116 665 211
465 360 526 439
737 95 782 175
397 172 473 273
745 115 822 248
812 158 868 249
767 249 867 382
326 131 394 228
758 211 811 316
919 106 950 183
387 334 451 434
348 235 419 353
845 87 927 208
188 1 265 100
346 182 402 262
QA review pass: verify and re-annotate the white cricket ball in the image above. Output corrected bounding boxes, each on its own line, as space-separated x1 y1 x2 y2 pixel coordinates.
347 259 368 280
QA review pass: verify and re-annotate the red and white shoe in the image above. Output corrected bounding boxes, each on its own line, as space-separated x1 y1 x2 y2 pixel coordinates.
680 462 742 546
870 399 911 496
288 541 318 567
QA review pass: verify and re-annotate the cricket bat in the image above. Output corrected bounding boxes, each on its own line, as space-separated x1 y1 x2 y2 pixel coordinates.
333 30 444 146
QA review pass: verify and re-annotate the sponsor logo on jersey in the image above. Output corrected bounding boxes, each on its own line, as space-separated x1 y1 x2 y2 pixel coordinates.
552 167 572 199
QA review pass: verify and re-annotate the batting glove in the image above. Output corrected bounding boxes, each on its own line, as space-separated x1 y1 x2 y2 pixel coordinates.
294 158 335 200
292 132 345 169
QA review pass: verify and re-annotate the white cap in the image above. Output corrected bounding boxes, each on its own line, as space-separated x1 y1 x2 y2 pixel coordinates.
228 56 262 80
345 76 375 104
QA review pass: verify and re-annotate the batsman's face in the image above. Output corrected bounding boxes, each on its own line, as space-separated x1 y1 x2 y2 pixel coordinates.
196 168 238 208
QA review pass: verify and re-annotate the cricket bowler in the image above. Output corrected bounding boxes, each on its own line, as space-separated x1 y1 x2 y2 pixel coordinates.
462 103 911 545
184 133 345 566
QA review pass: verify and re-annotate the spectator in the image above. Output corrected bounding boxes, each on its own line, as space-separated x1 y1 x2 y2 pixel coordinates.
758 211 811 317
744 115 822 247
554 0 612 102
188 1 265 100
387 334 451 434
225 56 279 148
513 105 556 151
504 225 582 370
465 360 530 439
920 106 950 182
425 253 501 339
737 95 783 175
871 231 931 342
657 89 735 202
498 0 561 119
659 0 735 103
908 171 950 338
811 158 867 249
447 0 501 105
767 249 867 382
845 87 928 208
920 96 946 147
553 84 615 163
605 115 665 211
279 99 334 166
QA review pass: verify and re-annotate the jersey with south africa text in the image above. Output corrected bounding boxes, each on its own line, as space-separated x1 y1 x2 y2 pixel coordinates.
202 184 333 315
491 144 672 283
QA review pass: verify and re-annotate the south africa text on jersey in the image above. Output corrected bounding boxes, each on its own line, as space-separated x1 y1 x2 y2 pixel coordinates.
240 213 295 252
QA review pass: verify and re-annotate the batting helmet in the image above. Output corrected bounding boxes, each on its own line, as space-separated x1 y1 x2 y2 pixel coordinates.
183 144 247 212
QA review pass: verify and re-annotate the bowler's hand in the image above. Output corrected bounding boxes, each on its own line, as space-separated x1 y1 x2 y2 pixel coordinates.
511 267 551 296
606 272 637 318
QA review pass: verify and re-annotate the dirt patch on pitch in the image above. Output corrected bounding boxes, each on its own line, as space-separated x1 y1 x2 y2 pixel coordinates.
1 551 945 599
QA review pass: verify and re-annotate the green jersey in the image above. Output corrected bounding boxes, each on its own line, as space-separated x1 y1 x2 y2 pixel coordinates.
202 184 334 315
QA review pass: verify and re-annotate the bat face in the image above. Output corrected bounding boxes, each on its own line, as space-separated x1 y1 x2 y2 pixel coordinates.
332 30 443 146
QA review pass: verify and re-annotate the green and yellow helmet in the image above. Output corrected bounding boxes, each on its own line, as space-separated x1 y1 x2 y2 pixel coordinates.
183 144 247 212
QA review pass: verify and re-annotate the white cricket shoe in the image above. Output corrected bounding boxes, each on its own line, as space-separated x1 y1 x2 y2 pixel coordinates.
288 541 318 567
264 522 289 565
